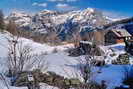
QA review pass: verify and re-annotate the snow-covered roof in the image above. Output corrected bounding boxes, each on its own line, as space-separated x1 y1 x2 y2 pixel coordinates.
79 41 92 45
111 29 131 37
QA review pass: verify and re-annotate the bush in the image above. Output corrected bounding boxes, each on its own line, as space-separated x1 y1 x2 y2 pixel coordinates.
112 53 129 64
52 48 58 53
123 78 133 89
76 81 106 89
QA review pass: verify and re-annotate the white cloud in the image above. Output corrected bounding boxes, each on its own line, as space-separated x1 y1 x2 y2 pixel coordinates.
56 3 77 11
32 2 38 6
38 3 47 7
56 3 68 8
47 0 64 2
66 0 77 2
102 10 129 19
48 0 78 2
32 2 47 7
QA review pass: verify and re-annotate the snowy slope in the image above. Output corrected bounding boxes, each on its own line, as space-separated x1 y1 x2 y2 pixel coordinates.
0 32 132 89
93 65 130 89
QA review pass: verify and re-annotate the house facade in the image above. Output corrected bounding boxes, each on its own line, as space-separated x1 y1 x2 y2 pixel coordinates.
81 28 132 46
105 29 132 45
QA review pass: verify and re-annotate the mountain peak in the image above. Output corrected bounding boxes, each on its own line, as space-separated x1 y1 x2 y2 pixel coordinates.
10 11 30 17
7 8 115 38
8 11 31 27
85 8 95 13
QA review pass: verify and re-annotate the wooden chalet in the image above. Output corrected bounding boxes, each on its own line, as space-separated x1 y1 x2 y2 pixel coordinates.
105 29 132 45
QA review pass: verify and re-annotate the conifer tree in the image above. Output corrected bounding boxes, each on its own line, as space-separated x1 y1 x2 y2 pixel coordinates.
0 9 5 30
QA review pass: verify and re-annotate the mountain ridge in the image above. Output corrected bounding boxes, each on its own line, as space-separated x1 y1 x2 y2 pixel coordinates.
7 8 119 40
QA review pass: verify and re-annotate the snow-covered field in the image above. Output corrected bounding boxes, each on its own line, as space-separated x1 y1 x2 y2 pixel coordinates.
0 32 132 89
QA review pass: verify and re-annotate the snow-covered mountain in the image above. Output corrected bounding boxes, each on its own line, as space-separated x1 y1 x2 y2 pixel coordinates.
7 8 111 39
7 11 31 27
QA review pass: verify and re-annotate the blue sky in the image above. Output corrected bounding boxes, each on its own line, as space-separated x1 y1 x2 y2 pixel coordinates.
0 0 132 18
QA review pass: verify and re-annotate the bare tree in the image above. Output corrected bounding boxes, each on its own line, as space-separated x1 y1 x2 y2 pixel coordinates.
6 20 18 35
46 31 61 45
71 32 81 47
76 49 106 89
0 73 10 89
0 9 5 30
4 33 49 89
64 44 105 89
6 33 47 76
69 33 106 89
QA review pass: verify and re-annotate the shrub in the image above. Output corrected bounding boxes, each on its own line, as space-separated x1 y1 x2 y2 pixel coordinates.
113 53 129 64
52 48 58 53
